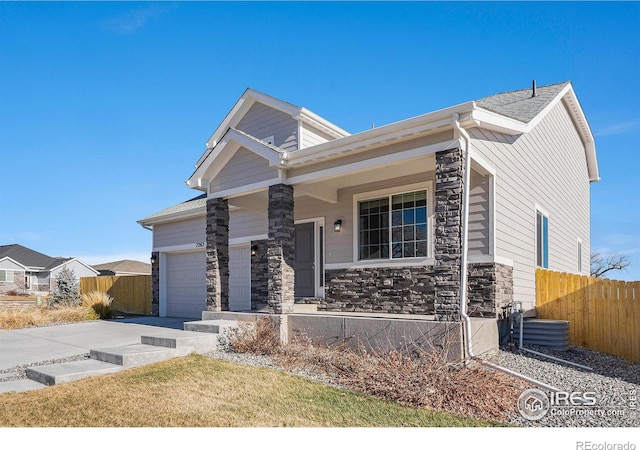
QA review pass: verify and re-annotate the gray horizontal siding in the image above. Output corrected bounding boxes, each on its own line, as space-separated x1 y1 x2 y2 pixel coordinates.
236 102 298 152
468 169 490 256
209 147 278 194
470 101 590 308
153 217 206 249
295 172 436 264
230 209 268 239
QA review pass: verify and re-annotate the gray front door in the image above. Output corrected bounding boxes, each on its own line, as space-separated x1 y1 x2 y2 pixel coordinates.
294 222 315 297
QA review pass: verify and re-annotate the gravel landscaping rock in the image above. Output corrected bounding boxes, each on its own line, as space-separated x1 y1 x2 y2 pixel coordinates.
485 345 639 427
0 354 90 382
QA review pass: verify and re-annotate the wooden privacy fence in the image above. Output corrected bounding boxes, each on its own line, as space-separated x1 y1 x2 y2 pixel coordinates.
80 275 151 315
536 269 640 363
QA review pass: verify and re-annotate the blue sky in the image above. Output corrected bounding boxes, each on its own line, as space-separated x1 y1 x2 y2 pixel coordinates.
1 1 639 280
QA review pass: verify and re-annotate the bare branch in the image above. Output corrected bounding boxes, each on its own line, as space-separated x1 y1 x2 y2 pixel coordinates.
590 252 631 277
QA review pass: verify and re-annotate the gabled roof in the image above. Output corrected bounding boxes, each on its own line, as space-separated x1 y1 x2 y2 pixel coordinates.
93 260 151 275
44 257 73 271
0 244 54 269
476 81 570 123
197 88 350 169
0 256 29 271
188 127 285 190
46 257 99 275
141 81 599 226
138 193 207 226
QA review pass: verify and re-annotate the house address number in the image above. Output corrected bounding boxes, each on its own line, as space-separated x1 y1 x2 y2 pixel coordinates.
195 242 205 248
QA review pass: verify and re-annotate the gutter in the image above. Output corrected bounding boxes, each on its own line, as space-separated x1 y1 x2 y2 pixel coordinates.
452 113 563 393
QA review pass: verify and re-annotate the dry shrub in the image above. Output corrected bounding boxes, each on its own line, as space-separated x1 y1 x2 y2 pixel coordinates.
278 342 526 421
81 291 114 319
224 317 281 355
0 305 98 329
225 319 527 421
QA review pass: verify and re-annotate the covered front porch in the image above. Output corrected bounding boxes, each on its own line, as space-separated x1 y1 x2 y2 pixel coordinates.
204 140 508 320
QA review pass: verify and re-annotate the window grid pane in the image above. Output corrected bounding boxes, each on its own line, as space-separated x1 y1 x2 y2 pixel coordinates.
359 190 427 260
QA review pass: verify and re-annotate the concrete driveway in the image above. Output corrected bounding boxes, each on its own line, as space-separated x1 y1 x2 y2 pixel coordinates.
0 317 188 371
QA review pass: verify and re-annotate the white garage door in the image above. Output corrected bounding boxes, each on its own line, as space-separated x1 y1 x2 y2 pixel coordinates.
166 251 206 319
229 246 251 311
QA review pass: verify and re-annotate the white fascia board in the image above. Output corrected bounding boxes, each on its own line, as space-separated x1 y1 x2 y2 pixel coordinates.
468 108 529 134
561 88 599 182
188 129 285 189
284 101 475 164
49 258 100 276
198 88 302 168
296 108 350 139
286 140 451 185
137 206 207 227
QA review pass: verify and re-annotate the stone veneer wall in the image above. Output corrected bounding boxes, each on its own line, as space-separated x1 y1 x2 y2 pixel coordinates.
267 184 295 314
433 147 464 321
321 262 513 318
250 239 268 310
323 267 436 314
467 263 513 318
151 251 159 316
206 198 229 311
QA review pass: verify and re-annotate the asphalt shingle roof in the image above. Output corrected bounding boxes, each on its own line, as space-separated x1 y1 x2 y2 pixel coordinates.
475 81 570 123
92 260 151 275
142 82 572 223
139 193 207 222
0 244 55 269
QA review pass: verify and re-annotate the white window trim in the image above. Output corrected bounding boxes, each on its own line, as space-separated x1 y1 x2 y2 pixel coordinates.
352 181 433 265
0 270 12 283
535 204 550 269
577 237 583 274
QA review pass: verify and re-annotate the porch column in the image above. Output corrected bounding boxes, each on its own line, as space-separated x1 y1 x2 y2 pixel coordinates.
206 197 229 311
151 251 159 316
434 147 464 321
267 184 295 314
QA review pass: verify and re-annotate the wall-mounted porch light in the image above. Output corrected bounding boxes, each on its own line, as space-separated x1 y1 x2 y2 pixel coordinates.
150 253 157 265
334 219 343 232
251 245 258 256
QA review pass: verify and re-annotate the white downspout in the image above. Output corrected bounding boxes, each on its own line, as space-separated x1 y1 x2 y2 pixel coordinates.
452 114 564 393
453 113 474 359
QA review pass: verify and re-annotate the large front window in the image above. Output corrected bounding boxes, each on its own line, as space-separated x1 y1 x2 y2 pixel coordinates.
0 270 13 283
358 189 428 260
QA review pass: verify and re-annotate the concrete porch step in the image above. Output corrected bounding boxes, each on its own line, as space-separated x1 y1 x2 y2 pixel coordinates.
0 378 46 394
141 330 221 353
90 344 190 368
26 359 123 386
183 319 238 334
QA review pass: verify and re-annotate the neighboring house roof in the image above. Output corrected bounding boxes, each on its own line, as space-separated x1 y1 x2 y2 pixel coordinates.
44 258 73 271
93 260 151 275
0 244 55 269
46 257 99 276
0 256 28 271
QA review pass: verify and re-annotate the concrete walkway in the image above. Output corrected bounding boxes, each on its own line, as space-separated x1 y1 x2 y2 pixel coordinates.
0 317 187 371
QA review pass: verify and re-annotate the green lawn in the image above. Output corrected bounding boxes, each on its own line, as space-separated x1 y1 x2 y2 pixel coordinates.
0 354 505 427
